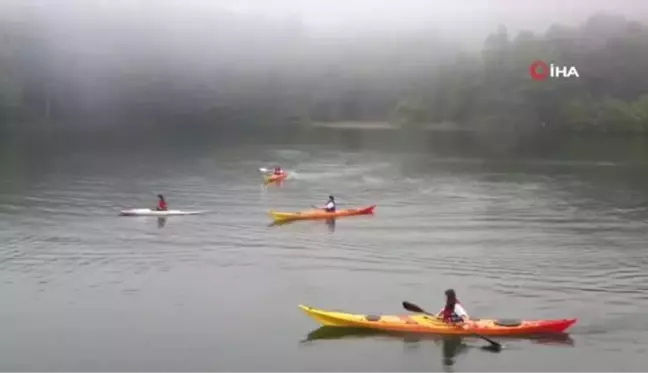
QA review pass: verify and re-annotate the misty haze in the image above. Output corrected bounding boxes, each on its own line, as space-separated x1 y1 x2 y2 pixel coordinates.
1 0 648 371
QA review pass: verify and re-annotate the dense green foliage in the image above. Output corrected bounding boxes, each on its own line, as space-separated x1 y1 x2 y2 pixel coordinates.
394 14 648 133
0 7 647 132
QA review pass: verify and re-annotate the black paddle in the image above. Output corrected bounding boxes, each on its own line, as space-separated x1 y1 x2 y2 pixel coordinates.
402 301 502 352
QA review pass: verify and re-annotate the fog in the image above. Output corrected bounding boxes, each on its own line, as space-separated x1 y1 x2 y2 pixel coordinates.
1 0 647 127
4 0 648 35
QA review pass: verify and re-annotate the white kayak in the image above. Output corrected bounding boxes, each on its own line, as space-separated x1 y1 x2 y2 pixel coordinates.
119 209 205 217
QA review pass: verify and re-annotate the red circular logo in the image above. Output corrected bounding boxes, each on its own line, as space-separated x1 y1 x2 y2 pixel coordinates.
529 60 549 80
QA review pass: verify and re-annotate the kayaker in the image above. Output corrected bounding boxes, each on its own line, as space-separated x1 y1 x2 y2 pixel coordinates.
273 167 285 176
156 194 168 211
437 289 469 324
324 195 336 212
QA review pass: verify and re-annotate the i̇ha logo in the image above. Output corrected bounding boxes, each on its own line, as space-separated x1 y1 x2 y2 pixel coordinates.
529 60 579 80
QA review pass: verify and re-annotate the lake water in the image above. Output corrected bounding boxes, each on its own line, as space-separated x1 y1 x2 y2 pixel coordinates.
1 126 648 371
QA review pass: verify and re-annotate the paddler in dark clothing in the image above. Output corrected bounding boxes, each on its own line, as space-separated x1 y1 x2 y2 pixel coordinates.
323 195 336 212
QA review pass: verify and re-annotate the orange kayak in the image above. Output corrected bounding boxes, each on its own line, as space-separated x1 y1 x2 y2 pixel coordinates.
299 305 577 336
269 205 376 222
264 173 288 184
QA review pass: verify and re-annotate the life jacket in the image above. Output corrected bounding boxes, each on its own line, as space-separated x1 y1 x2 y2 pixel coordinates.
442 299 462 322
158 200 168 210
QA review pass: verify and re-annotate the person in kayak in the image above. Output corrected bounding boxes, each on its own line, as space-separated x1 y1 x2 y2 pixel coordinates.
323 195 336 212
437 289 469 324
156 194 168 211
273 167 285 176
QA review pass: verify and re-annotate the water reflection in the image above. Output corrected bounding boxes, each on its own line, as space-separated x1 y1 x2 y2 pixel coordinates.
303 326 574 345
446 339 471 371
325 219 336 233
157 217 167 228
268 218 337 233
263 181 284 187
301 327 574 370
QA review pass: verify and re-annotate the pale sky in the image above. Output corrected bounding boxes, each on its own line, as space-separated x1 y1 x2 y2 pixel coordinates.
2 0 647 38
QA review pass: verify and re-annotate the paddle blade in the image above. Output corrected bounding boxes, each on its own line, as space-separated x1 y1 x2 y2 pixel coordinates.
481 344 503 353
402 301 426 313
475 334 502 349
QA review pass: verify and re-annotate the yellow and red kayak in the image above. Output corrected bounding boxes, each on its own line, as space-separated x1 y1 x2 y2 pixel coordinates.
264 173 288 184
269 205 376 222
299 305 577 336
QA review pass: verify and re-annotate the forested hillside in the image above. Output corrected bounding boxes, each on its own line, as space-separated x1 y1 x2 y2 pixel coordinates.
0 5 647 133
393 13 648 133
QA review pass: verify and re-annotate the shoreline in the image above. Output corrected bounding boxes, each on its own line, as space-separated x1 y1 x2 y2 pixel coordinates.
310 121 399 129
310 121 473 132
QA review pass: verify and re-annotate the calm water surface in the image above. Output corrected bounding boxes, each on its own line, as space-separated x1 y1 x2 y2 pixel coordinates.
1 128 648 371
